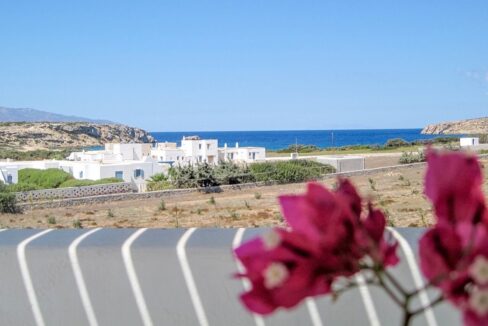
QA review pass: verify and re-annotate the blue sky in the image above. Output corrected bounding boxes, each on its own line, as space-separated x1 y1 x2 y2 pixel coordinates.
1 1 487 131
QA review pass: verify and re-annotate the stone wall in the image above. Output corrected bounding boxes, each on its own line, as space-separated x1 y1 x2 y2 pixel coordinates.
18 182 273 210
15 182 136 202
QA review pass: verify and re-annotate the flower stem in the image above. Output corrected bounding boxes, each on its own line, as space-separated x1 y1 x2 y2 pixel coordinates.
383 270 408 296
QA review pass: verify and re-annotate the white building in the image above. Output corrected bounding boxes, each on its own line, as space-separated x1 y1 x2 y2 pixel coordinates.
66 143 166 183
1 138 266 187
0 162 18 185
1 143 167 187
0 160 64 185
150 136 266 166
218 143 266 163
460 137 480 147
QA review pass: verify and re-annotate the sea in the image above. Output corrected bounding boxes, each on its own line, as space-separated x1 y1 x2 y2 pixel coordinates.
150 129 460 151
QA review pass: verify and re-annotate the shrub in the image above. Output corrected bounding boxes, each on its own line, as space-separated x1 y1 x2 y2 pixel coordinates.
368 178 377 191
0 192 18 213
169 165 199 188
399 150 426 164
194 163 219 187
213 161 255 184
254 192 262 200
58 178 122 188
147 180 173 191
276 144 321 153
158 200 166 211
73 219 82 228
149 173 168 182
6 183 41 192
19 168 73 189
385 138 409 148
47 216 56 224
250 160 335 184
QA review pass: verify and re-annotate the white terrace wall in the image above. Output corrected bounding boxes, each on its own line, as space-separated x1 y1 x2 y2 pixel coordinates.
15 182 137 202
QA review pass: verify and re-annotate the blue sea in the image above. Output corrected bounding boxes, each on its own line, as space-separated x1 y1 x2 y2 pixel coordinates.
150 129 459 151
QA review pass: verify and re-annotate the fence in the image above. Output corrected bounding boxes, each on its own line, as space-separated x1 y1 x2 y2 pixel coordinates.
0 227 459 325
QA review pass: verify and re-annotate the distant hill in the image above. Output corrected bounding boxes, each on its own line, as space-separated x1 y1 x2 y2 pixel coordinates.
0 107 113 124
422 117 488 134
0 122 155 150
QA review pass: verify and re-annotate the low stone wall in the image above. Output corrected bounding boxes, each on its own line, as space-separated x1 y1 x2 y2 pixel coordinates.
18 182 273 210
15 182 136 202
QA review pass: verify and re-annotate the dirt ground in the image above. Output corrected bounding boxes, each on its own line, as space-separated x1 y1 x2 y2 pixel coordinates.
2 156 485 229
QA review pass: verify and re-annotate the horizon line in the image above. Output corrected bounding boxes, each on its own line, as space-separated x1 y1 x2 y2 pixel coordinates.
149 127 426 133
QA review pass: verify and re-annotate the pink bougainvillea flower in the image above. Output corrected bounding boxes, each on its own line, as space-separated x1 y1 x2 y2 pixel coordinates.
279 180 398 268
424 150 487 226
234 180 398 314
234 228 332 314
421 150 488 325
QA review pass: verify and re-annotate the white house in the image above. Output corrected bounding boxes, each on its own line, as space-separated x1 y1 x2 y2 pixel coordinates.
1 139 266 186
180 136 219 164
0 162 18 185
66 143 167 182
218 143 266 163
151 142 187 165
150 136 266 166
460 137 480 147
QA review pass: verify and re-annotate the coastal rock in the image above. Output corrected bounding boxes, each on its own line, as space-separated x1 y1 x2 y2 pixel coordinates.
421 117 488 134
0 122 155 150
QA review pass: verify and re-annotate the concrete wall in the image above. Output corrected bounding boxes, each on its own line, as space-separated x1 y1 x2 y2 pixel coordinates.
317 156 365 172
460 137 480 147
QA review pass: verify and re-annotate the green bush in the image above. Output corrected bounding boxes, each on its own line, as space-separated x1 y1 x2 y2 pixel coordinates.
213 161 255 184
6 183 41 192
399 151 426 164
169 165 199 188
0 192 18 213
19 168 73 189
194 163 219 187
59 178 122 188
168 162 253 189
385 138 409 148
147 180 173 191
250 160 335 184
276 144 321 153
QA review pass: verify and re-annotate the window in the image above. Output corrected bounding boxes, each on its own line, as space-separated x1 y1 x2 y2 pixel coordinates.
177 156 180 160
115 171 124 180
207 144 210 150
134 169 144 178
198 156 202 162
7 174 13 184
79 171 84 179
